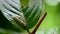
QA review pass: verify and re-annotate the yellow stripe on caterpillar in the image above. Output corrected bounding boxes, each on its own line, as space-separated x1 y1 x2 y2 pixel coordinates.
12 16 27 26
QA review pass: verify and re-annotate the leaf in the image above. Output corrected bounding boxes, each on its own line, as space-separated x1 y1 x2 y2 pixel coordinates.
21 0 43 29
0 0 24 32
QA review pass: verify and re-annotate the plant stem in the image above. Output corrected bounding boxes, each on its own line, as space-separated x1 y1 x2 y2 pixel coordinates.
30 12 47 34
26 29 31 34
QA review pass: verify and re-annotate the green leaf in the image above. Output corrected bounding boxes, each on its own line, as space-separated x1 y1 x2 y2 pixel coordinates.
0 0 24 32
21 0 43 29
0 10 24 32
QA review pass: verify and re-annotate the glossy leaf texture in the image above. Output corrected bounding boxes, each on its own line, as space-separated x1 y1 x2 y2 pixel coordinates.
21 0 43 29
0 0 24 32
